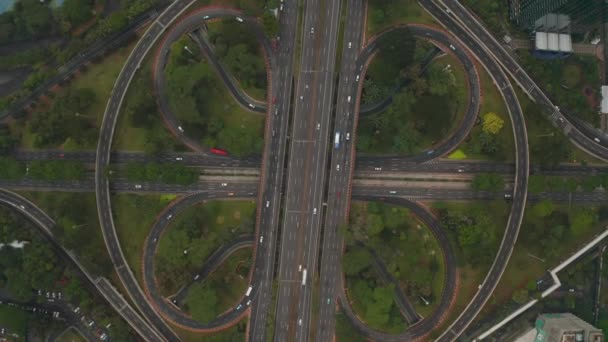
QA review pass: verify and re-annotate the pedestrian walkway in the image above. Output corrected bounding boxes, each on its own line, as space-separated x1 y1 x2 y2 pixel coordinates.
509 38 603 59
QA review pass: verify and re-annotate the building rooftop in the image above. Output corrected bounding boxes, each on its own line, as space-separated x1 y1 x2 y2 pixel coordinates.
535 31 573 52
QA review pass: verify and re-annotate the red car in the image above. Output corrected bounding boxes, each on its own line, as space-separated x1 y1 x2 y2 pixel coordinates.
272 97 277 104
210 148 228 156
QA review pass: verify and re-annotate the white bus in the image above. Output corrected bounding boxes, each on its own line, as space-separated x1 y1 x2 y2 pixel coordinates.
334 132 341 149
246 286 253 296
302 269 307 286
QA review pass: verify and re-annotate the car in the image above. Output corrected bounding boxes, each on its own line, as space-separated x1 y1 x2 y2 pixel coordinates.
300 95 304 100
259 236 264 243
135 184 142 189
246 300 252 306
228 192 235 196
346 133 350 140
569 288 575 292
426 150 434 155
374 167 382 171
194 274 200 280
389 191 397 194
457 169 464 173
18 205 25 210
74 307 81 314
175 157 183 161
272 97 277 104
355 75 359 82
336 164 340 171
177 126 184 132
316 123 320 130
248 103 255 109
327 298 331 304
275 109 279 116
279 4 283 10
88 320 95 327
298 319 302 326
348 42 352 48
236 304 243 310
266 201 270 208
58 153 64 158
310 27 314 35
347 96 351 102
272 129 276 137
504 194 512 199
313 208 317 214
445 7 451 13
594 137 601 143
337 191 341 198
449 44 456 50
236 17 244 22
203 15 210 19
298 265 302 271
100 333 108 341
558 117 565 123
221 183 228 187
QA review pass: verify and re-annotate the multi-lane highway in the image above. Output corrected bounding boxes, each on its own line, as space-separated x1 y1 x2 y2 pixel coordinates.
247 0 299 339
273 0 342 340
315 0 366 340
12 149 608 177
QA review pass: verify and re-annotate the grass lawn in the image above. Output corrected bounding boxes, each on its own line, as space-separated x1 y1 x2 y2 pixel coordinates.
155 200 256 295
0 305 28 339
366 0 435 38
16 191 112 277
183 248 252 322
480 204 607 319
458 61 514 162
111 194 176 281
10 39 137 151
56 327 87 342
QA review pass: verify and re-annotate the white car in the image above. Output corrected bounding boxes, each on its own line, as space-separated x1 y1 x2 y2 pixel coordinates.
203 15 210 19
248 103 255 109
310 27 314 35
221 183 228 187
457 169 464 173
355 75 359 82
298 265 302 271
336 164 340 171
348 42 352 49
177 126 184 132
347 96 351 102
346 133 350 140
259 236 264 243
175 157 183 161
167 214 173 220
594 137 601 143
194 274 200 280
246 300 252 306
266 201 270 208
313 208 317 214
298 319 302 326
236 17 244 22
449 44 456 50
280 4 283 10
389 191 397 194
374 167 382 171
316 123 320 130
135 184 142 189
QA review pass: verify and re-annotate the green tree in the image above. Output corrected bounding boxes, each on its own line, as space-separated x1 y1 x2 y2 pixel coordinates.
343 248 372 275
60 0 94 30
261 12 279 37
470 173 504 192
531 200 554 218
427 64 456 96
481 112 504 135
377 28 416 72
569 208 596 236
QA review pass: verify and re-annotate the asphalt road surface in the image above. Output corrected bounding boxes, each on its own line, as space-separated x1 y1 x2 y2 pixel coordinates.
272 0 341 340
247 0 299 339
315 0 366 340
